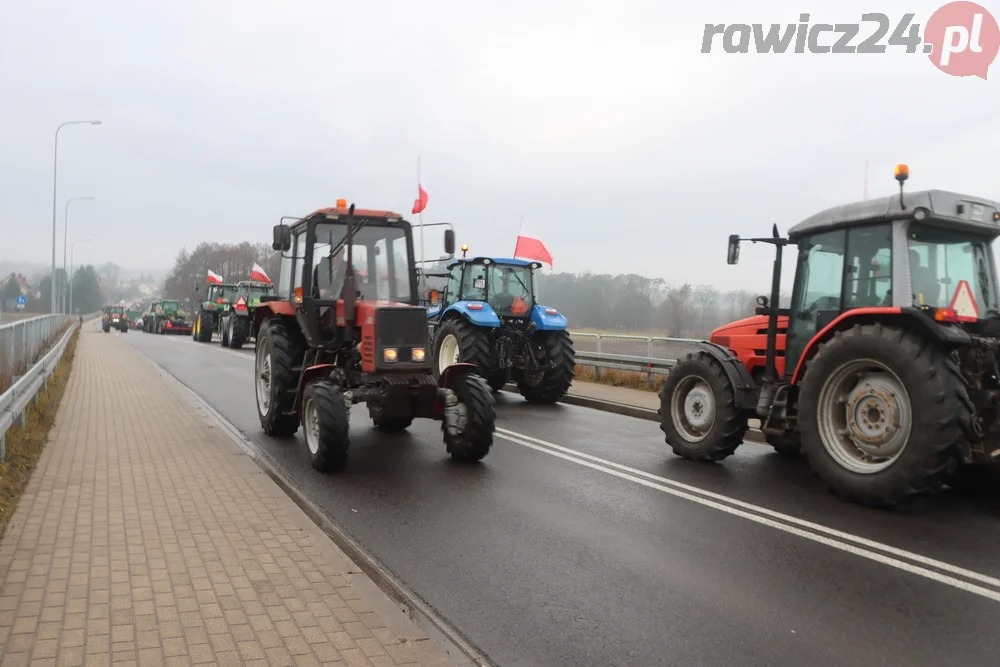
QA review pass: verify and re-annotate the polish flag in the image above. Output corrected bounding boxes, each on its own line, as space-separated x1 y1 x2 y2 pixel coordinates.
513 235 553 267
249 263 271 284
207 270 224 284
412 185 429 215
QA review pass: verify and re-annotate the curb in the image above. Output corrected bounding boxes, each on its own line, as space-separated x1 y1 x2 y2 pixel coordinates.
127 341 493 667
503 386 768 444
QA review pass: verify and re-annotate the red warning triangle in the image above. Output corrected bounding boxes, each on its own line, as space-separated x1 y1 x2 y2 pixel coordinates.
949 280 979 321
235 296 247 309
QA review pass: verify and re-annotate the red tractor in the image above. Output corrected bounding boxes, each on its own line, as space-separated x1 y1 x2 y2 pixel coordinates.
659 165 1000 506
254 200 496 471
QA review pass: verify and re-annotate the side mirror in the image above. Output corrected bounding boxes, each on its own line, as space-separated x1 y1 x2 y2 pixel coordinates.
444 229 456 255
757 295 769 308
272 224 291 251
727 235 740 265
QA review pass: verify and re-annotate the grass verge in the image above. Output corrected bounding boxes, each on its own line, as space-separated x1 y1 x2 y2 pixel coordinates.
574 364 664 392
0 328 79 540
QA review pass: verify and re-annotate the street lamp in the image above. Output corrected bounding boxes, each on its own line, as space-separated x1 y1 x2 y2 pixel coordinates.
62 196 94 313
69 238 91 316
51 120 102 314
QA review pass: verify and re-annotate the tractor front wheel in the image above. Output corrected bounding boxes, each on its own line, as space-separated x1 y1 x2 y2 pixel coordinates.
658 351 748 462
517 330 576 404
798 323 968 507
255 319 303 437
302 379 350 472
433 319 494 380
444 373 495 462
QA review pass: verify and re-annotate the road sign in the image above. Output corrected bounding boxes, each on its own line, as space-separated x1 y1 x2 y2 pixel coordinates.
15 295 26 310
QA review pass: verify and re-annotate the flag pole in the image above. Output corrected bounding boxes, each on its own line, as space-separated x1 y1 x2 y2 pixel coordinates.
418 156 426 297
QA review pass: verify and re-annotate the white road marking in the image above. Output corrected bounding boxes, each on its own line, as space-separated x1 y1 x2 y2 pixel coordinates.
496 427 1000 603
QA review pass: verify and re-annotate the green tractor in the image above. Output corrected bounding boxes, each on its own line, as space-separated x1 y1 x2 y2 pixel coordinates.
219 280 275 349
147 299 192 335
191 282 238 342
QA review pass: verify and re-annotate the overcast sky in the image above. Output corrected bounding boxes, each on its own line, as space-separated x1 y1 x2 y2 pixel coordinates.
3 0 998 292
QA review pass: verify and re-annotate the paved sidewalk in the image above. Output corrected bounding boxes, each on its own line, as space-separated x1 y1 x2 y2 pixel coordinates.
0 330 458 667
566 381 660 410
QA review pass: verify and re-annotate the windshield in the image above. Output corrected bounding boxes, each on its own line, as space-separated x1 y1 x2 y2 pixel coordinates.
107 306 123 314
210 285 237 302
245 284 273 304
907 223 997 316
159 300 180 314
311 222 413 302
488 264 534 316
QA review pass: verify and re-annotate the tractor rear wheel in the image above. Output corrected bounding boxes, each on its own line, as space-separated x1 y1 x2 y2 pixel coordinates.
658 351 748 462
229 317 250 349
371 410 413 432
765 433 801 456
255 319 304 437
518 330 576 404
433 319 494 380
444 373 495 462
797 323 968 507
194 311 214 342
302 379 350 472
221 317 231 347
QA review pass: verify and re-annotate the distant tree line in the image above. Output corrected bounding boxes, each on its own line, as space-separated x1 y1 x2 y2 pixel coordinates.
163 242 281 304
536 272 789 338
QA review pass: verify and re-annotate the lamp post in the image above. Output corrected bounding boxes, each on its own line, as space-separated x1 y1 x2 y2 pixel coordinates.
62 196 94 313
69 238 91 316
51 120 102 313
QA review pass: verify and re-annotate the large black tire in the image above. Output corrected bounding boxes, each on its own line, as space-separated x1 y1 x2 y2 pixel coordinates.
765 433 801 456
658 351 748 462
255 319 304 437
433 319 494 381
444 373 495 462
517 330 576 404
229 316 250 349
194 311 214 342
797 323 968 507
371 408 413 432
301 379 350 472
220 317 231 347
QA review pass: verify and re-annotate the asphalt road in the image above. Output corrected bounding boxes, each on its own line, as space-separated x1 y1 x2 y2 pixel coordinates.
110 325 1000 667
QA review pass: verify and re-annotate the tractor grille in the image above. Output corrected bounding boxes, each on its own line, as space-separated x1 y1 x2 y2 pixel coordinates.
376 307 429 348
375 307 431 372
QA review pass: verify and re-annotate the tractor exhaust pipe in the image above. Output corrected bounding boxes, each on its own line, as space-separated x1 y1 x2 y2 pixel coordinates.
764 223 783 384
343 203 358 336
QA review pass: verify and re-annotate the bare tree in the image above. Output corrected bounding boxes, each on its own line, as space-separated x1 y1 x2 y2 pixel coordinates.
693 284 719 335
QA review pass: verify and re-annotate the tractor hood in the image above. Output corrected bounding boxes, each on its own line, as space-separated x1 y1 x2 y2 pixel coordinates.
710 314 788 346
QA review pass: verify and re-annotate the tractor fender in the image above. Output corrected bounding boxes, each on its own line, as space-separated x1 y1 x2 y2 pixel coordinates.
254 300 295 330
529 305 568 331
788 306 972 385
687 341 758 411
297 364 339 420
441 302 501 327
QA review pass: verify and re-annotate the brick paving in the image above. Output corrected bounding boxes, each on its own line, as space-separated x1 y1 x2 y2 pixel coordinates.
0 330 458 667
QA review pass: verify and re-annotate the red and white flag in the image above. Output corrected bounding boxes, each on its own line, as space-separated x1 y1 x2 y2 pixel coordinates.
513 235 553 267
207 270 223 284
249 263 271 284
412 184 428 215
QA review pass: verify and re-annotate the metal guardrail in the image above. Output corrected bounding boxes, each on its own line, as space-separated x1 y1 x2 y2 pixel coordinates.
570 332 696 387
0 313 94 461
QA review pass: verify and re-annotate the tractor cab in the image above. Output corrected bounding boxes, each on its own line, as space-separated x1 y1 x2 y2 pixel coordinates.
206 283 238 306
236 280 274 308
439 256 542 319
660 165 1000 508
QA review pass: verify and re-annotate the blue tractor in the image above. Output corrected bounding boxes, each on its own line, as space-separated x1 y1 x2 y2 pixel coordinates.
426 254 575 403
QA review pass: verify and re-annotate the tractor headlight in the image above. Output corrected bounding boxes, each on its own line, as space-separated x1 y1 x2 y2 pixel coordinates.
383 348 398 363
411 348 426 363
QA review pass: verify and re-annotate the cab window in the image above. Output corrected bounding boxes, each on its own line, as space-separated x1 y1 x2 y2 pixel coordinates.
462 264 488 301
